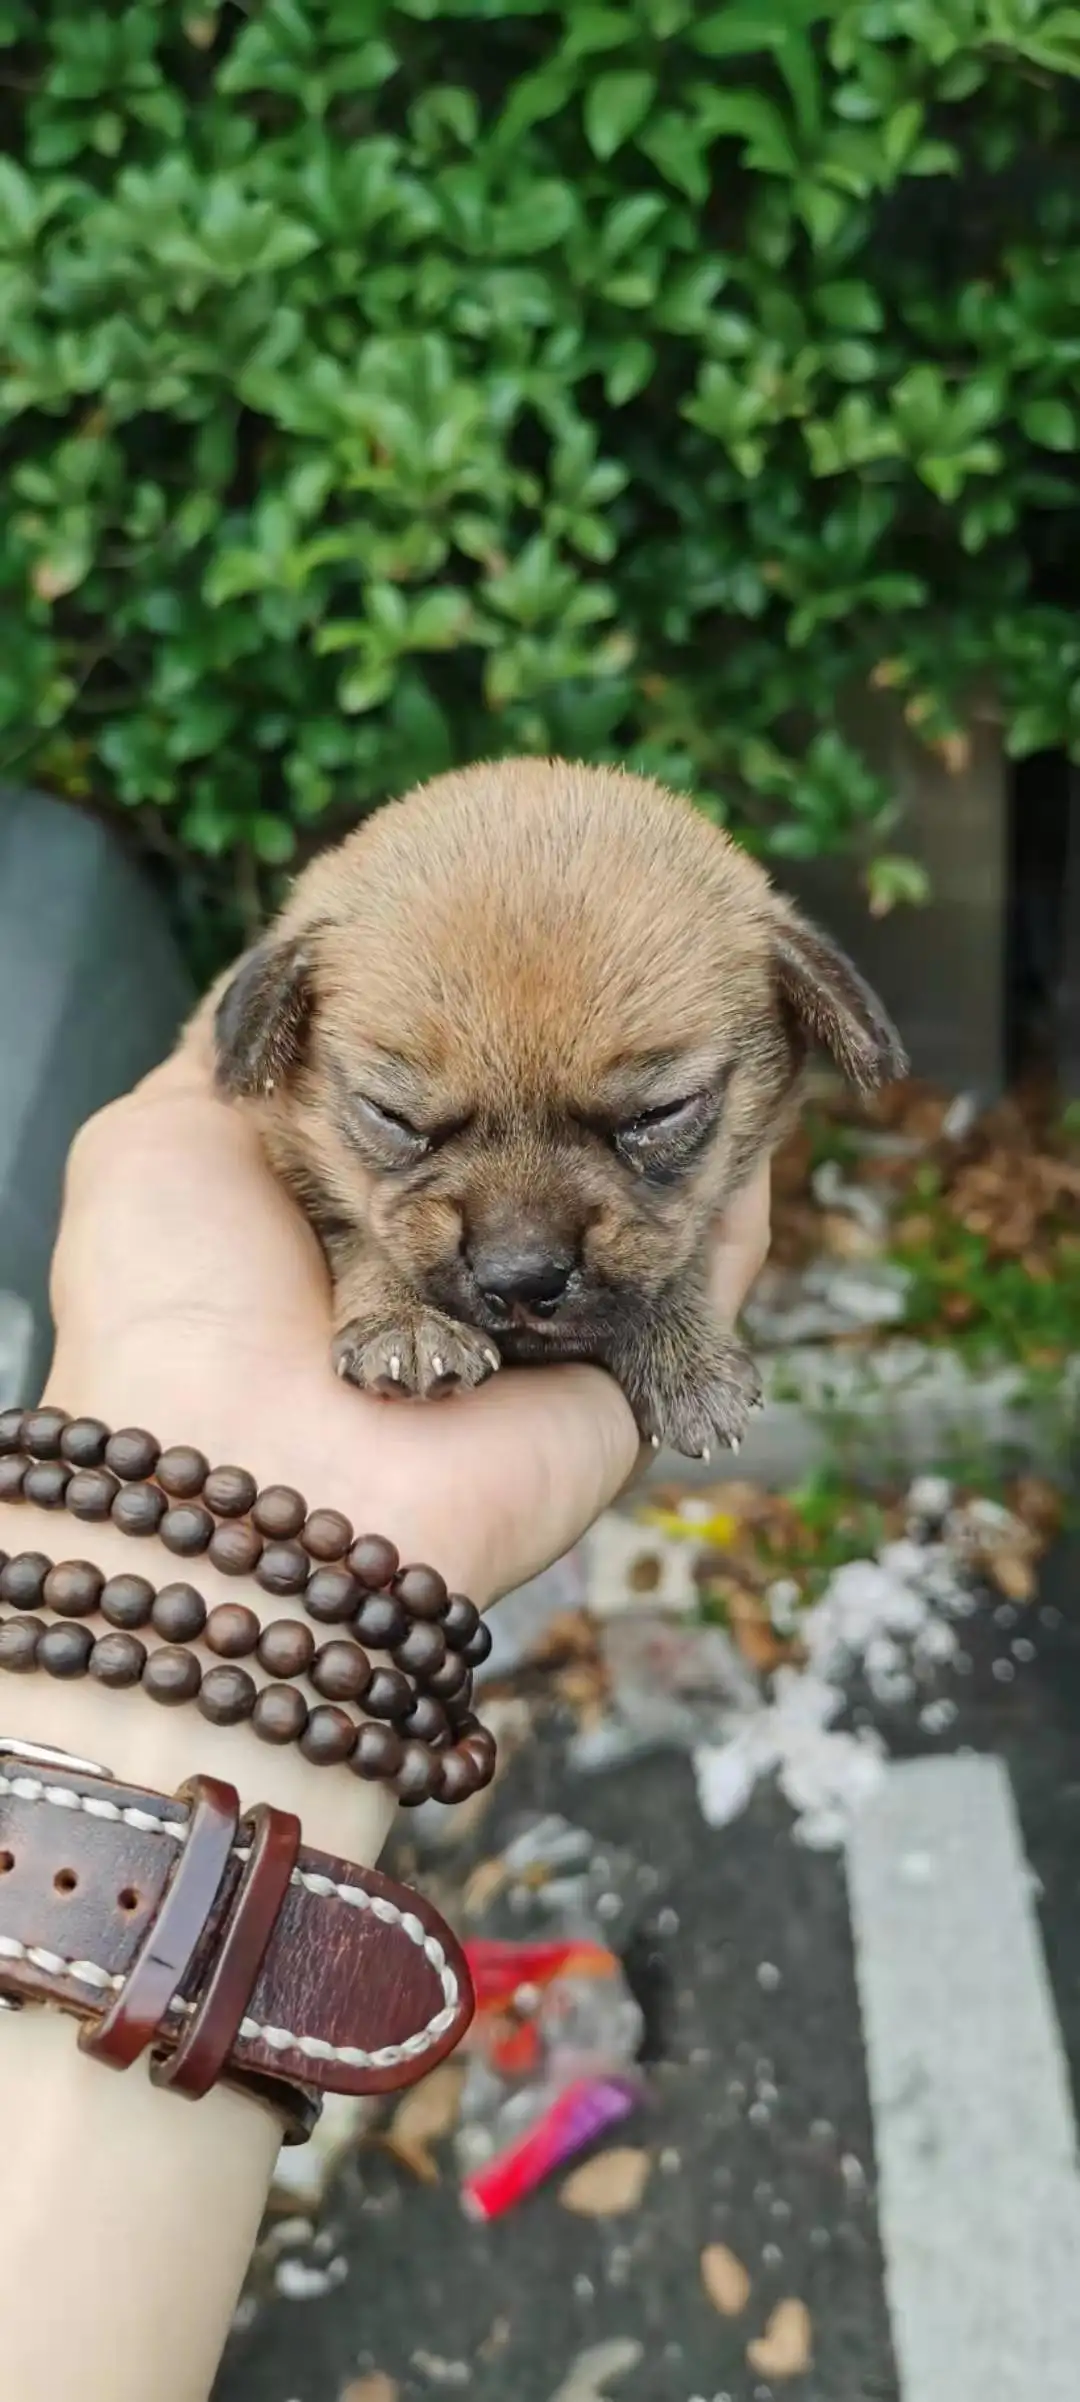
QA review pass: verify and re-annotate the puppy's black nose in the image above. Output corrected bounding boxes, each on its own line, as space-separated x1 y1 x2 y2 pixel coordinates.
471 1242 574 1313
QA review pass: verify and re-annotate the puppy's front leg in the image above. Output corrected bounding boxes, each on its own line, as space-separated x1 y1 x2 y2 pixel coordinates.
328 1241 501 1401
604 1284 763 1460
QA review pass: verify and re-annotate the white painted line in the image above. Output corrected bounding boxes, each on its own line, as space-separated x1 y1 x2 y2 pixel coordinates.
847 1754 1080 2402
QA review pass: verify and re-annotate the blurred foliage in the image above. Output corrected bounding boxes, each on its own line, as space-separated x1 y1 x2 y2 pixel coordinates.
4 0 1080 944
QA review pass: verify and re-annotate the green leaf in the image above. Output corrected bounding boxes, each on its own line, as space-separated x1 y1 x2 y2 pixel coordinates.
817 280 883 333
604 338 654 404
1022 398 1078 453
584 69 657 160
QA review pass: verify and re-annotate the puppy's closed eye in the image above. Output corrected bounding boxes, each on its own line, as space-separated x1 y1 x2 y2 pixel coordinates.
343 1088 472 1170
349 1092 430 1166
614 1086 722 1180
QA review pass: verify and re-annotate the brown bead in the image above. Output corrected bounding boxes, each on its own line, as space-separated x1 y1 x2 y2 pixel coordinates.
437 1748 482 1804
311 1640 372 1702
67 1466 119 1521
302 1508 352 1562
348 1533 399 1590
203 1464 257 1518
457 1714 496 1762
90 1631 147 1689
256 1540 309 1597
0 1407 26 1454
256 1617 315 1679
462 1619 493 1667
205 1603 260 1660
43 1559 105 1619
0 1615 44 1671
23 1459 71 1510
394 1742 440 1807
100 1573 155 1630
394 1620 447 1679
0 1552 49 1610
393 1563 448 1621
443 1593 481 1650
0 1456 26 1501
299 1704 356 1766
198 1665 256 1726
111 1480 166 1537
208 1519 263 1578
156 1444 209 1498
104 1426 160 1480
252 1683 309 1745
59 1416 110 1467
38 1622 94 1679
460 1733 497 1781
426 1650 470 1702
143 1646 201 1705
160 1502 214 1557
445 1681 475 1726
350 1721 405 1781
252 1484 306 1540
304 1566 359 1624
151 1583 207 1643
403 1693 450 1747
364 1665 414 1721
22 1406 69 1458
353 1590 407 1651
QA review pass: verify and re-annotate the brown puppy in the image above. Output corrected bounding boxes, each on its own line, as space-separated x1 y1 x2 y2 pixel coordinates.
210 759 906 1457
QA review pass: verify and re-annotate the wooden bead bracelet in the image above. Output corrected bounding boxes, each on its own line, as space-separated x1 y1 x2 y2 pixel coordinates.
0 1407 496 1809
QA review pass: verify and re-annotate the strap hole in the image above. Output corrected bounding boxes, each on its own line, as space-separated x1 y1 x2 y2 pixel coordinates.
118 1886 140 1914
54 1868 78 1897
0 1850 13 1875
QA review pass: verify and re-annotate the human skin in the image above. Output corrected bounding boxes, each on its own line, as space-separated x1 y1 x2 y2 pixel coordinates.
0 1025 770 2402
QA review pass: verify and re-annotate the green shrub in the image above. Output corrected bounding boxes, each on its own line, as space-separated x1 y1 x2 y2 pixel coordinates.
3 0 1080 951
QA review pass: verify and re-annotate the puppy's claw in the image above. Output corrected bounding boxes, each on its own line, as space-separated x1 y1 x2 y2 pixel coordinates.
333 1312 500 1402
650 1434 662 1450
485 1349 501 1373
698 1446 712 1463
729 1437 740 1455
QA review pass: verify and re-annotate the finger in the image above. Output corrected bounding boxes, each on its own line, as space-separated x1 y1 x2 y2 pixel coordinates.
707 1157 772 1321
366 1357 640 1599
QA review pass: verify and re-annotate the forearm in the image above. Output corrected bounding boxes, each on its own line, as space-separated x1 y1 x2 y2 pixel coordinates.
0 1471 487 2402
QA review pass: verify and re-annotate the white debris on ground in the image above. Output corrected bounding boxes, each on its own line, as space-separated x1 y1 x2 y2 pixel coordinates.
691 1483 1018 1848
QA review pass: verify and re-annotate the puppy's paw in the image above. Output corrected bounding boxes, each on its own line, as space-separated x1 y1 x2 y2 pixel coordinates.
332 1309 500 1401
633 1335 764 1461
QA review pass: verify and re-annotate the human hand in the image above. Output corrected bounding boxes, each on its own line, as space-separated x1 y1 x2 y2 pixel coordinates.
44 1025 772 1603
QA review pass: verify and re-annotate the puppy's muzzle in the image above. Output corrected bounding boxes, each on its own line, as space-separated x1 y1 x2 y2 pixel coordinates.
466 1236 576 1321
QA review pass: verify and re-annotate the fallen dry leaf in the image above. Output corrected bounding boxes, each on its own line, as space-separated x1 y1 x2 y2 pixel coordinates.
340 2378 398 2402
462 1856 509 1918
747 2297 813 2379
560 2147 650 2218
983 1546 1036 1604
701 2242 751 2316
548 2338 643 2402
381 2064 463 2184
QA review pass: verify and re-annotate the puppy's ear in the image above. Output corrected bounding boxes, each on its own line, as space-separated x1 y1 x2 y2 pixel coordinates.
213 934 318 1097
770 904 908 1093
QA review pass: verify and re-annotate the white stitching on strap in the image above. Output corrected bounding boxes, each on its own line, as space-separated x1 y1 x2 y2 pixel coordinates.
0 1933 121 1993
0 1771 460 2071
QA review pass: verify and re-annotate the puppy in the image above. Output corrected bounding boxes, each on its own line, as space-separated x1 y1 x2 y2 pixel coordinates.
210 759 906 1457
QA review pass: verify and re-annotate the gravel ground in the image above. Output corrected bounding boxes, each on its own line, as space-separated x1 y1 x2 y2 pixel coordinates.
215 1532 1080 2402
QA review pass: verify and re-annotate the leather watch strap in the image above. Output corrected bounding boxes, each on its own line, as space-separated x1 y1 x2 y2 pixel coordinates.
0 1738 473 2136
